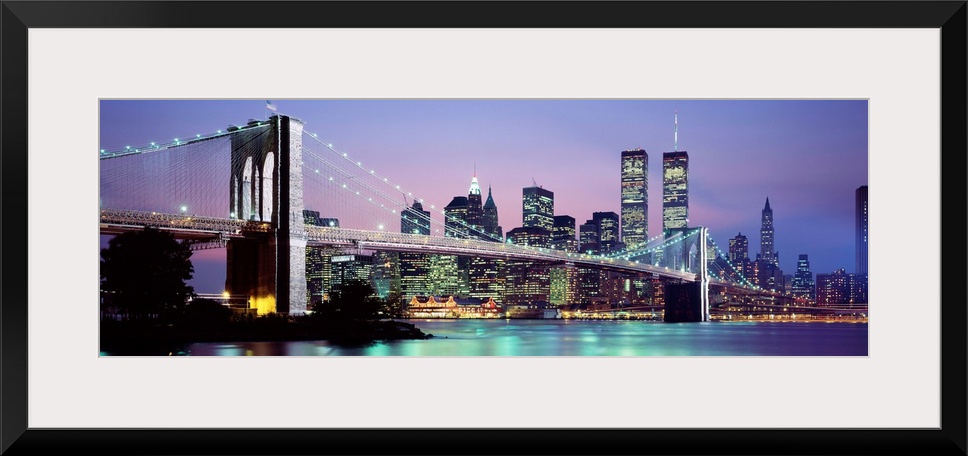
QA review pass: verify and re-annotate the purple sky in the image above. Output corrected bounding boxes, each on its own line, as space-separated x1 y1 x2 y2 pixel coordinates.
100 100 868 293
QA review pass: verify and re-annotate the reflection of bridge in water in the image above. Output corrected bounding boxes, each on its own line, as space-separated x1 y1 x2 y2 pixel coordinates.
99 114 817 321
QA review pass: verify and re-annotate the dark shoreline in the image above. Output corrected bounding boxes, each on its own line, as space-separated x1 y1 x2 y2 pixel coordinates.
100 318 432 356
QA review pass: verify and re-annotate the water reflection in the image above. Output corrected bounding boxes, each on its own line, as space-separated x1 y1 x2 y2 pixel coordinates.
185 320 867 356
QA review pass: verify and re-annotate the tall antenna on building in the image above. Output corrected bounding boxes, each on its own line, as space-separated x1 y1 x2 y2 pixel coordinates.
674 110 679 152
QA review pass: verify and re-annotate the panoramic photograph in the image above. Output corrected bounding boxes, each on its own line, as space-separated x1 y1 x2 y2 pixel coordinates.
98 99 868 356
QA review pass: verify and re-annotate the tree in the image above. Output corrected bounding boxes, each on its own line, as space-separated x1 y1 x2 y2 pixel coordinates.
100 228 195 319
312 280 387 321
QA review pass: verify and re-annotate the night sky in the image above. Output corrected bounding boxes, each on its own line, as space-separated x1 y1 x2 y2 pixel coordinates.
100 99 868 293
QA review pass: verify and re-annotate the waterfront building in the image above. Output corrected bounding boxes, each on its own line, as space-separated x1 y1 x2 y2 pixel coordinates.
620 149 648 250
523 185 554 231
504 226 552 306
576 267 601 305
849 273 868 304
816 269 866 306
482 185 502 241
548 265 578 306
816 269 848 306
552 215 578 252
468 256 506 303
444 195 471 297
303 211 339 307
372 251 400 300
400 201 432 301
405 296 503 319
427 254 461 298
329 254 374 297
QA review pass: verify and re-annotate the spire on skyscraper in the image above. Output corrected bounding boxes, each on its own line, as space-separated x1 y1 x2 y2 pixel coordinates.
764 197 771 211
674 110 678 152
484 185 496 208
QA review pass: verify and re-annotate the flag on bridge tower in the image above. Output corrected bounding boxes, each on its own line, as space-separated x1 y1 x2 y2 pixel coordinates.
266 100 278 111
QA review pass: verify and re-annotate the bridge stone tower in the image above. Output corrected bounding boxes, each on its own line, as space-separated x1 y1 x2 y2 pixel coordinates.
225 115 308 315
663 227 710 322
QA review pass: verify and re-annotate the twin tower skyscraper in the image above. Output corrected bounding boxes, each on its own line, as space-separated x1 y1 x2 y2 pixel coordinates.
620 114 689 250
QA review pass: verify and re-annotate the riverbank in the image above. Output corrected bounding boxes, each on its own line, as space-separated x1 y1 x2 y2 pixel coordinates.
100 317 432 355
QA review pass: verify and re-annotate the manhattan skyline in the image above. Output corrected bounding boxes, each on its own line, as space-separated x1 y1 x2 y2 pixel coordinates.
99 99 868 293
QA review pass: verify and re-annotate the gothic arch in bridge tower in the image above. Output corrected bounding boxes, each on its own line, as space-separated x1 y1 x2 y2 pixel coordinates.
225 116 307 315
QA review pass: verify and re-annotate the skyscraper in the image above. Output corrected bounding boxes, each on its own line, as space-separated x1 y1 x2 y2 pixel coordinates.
662 151 689 233
523 185 554 231
401 200 430 236
759 198 776 265
504 226 552 306
469 179 504 301
856 185 868 275
621 149 648 250
466 174 484 239
552 215 578 252
482 185 502 241
579 220 600 254
593 211 621 253
444 196 470 239
728 232 754 282
400 201 432 300
444 196 471 296
791 254 815 300
728 232 749 264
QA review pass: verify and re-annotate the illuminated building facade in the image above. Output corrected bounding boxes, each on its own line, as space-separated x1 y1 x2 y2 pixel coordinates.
816 268 848 306
400 201 431 300
593 211 621 253
728 232 754 283
552 215 578 252
549 265 578 306
579 220 600 254
523 185 554 231
329 254 374 297
371 251 400 300
791 254 815 300
303 211 338 307
466 175 484 238
482 185 502 241
856 185 868 275
504 226 552 306
621 149 648 250
662 151 689 233
759 198 777 265
855 185 868 303
444 196 470 239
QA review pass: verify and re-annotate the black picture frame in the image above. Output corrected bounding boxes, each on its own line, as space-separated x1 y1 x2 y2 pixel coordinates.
2 1 965 455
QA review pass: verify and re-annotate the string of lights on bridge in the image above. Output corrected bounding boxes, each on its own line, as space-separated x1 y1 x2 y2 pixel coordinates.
98 121 271 159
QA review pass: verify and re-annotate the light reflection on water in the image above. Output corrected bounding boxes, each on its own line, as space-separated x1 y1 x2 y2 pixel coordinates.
184 320 868 356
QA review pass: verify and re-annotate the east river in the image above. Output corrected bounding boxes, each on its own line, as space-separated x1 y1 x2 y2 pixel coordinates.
184 320 868 356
